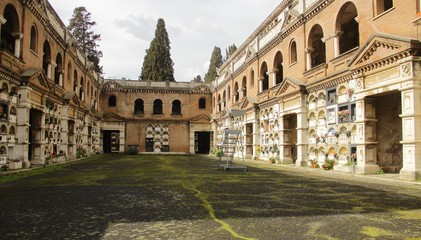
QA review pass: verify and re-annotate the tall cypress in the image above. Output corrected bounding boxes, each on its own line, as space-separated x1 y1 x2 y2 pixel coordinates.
204 46 223 83
140 18 175 81
68 7 103 74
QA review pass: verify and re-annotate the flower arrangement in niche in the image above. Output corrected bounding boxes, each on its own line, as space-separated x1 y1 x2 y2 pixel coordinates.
338 110 350 122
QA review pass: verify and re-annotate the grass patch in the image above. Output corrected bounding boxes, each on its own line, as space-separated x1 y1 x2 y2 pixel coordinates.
395 209 421 220
360 226 397 238
0 155 103 184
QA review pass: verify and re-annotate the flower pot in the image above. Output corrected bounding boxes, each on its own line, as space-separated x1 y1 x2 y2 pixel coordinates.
9 161 22 170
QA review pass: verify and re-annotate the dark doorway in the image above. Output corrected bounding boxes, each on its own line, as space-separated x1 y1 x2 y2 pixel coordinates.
195 131 211 154
375 91 402 173
103 130 119 153
145 138 154 152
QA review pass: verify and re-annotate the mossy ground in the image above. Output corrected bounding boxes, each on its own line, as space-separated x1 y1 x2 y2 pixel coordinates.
1 154 421 239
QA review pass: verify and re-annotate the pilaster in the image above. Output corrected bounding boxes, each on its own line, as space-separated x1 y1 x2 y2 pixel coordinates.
399 86 421 180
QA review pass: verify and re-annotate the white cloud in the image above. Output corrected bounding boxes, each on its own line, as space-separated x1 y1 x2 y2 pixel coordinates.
114 15 156 42
48 0 280 81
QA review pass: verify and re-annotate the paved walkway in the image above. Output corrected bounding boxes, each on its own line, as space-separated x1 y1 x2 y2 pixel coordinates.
1 154 421 239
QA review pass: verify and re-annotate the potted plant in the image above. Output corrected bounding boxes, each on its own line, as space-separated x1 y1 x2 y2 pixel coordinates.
269 157 276 164
8 159 22 170
309 159 319 168
322 158 336 170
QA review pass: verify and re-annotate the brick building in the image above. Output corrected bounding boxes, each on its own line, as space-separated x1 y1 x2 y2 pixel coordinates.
100 79 212 154
2 0 421 181
211 0 421 180
0 0 102 167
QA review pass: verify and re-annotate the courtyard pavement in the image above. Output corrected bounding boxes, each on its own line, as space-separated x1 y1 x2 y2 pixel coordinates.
0 154 421 240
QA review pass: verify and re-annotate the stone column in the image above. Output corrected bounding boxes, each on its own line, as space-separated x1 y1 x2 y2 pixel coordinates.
253 120 260 159
16 85 31 167
271 68 278 87
11 32 23 58
278 115 287 162
305 48 314 71
296 111 309 167
60 105 69 158
0 16 7 48
259 76 264 93
58 70 64 86
47 61 56 80
354 98 380 174
333 31 343 58
400 87 421 180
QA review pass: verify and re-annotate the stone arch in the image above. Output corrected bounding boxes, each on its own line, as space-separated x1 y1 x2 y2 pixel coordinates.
30 24 38 52
42 41 52 76
273 51 283 85
55 53 63 85
242 76 247 98
260 62 269 92
108 95 117 107
153 99 163 115
234 81 239 102
172 99 181 115
250 69 255 87
308 24 326 68
1 4 20 54
289 39 297 64
134 99 144 115
336 2 359 54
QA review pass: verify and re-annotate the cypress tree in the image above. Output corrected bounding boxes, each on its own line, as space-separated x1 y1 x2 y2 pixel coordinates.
204 46 223 83
140 18 175 81
68 7 103 74
224 44 237 62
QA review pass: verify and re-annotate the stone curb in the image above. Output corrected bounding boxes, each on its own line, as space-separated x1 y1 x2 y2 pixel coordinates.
208 155 421 188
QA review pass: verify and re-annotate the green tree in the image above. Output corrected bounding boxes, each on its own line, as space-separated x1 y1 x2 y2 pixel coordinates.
140 18 175 81
224 44 237 61
68 6 103 74
192 75 202 83
204 46 223 83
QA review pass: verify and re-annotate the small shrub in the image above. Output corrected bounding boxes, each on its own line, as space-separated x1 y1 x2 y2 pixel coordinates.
322 158 336 170
214 148 223 157
310 159 319 168
76 148 88 158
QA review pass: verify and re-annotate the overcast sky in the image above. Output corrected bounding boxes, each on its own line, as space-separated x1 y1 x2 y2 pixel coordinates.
48 0 280 81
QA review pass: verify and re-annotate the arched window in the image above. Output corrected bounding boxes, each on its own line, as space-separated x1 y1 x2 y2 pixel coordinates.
242 76 247 98
54 53 63 86
67 62 72 82
153 99 163 115
217 94 221 112
260 62 269 92
290 40 297 64
79 77 84 101
250 69 255 87
172 100 181 115
1 4 20 54
234 82 239 102
337 3 359 54
308 25 326 68
30 25 37 52
223 90 226 108
134 99 144 115
42 41 51 77
108 95 117 107
274 51 283 85
227 86 231 100
73 70 78 93
199 98 206 109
